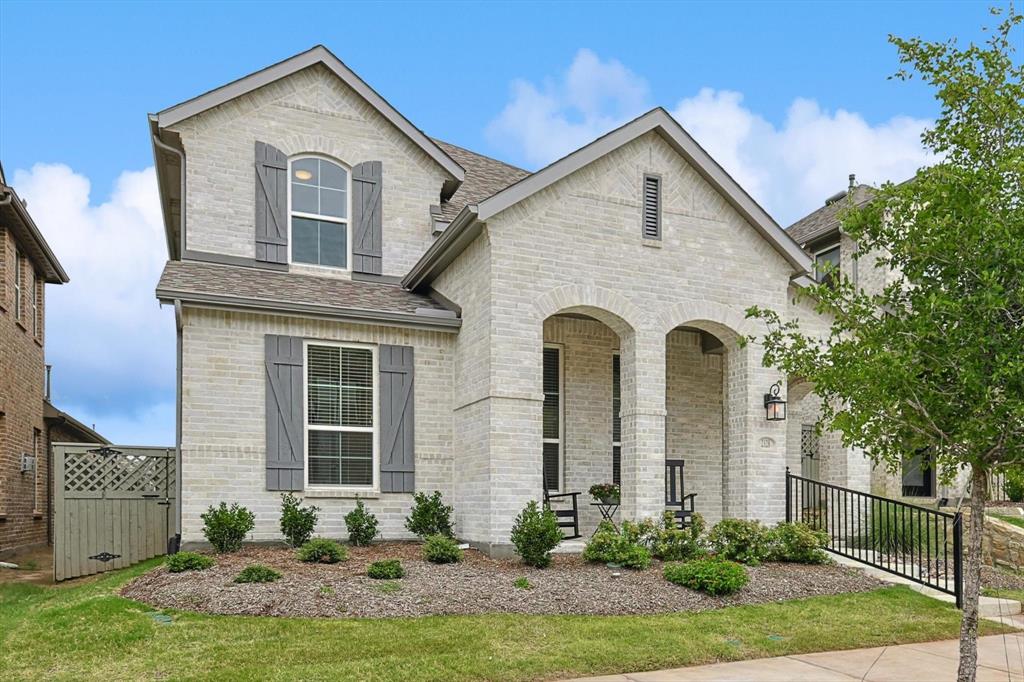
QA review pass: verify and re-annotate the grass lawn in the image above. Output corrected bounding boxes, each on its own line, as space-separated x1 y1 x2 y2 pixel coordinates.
983 587 1024 602
0 560 1012 682
988 513 1024 530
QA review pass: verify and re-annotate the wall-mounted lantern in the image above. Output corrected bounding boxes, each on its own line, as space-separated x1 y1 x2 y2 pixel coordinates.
764 382 787 421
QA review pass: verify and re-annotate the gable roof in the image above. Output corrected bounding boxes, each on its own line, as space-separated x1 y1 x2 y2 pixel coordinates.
432 140 531 222
404 108 813 290
153 45 465 198
0 173 69 284
787 184 875 247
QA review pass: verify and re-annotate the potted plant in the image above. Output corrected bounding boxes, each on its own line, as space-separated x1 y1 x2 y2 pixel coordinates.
589 483 620 505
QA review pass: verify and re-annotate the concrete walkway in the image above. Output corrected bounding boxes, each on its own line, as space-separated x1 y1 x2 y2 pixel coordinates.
572 634 1024 681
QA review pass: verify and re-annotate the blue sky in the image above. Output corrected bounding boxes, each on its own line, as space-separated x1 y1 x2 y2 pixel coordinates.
0 1 1003 444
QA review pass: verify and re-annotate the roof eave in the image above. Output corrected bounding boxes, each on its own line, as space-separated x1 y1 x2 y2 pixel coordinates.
402 204 480 291
0 185 69 283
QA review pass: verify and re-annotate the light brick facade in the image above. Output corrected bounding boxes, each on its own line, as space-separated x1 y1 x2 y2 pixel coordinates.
163 59 872 553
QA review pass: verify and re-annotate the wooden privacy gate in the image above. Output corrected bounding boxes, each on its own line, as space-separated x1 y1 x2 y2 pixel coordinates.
54 443 177 581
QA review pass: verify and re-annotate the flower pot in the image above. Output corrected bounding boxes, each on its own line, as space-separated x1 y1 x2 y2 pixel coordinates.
600 497 620 505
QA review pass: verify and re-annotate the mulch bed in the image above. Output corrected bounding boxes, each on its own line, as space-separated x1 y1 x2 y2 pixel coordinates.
121 542 882 619
983 565 1024 592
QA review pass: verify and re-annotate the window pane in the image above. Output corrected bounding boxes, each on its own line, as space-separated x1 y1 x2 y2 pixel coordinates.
292 217 319 264
319 221 347 269
308 346 340 425
542 347 560 440
612 355 621 443
320 188 346 219
612 445 621 487
292 184 319 214
341 348 373 427
543 441 560 490
309 430 340 485
340 432 373 486
543 396 560 440
319 161 347 190
293 158 318 185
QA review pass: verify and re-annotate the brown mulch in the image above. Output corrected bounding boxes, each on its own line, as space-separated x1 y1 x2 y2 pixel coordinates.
120 542 883 619
983 565 1024 592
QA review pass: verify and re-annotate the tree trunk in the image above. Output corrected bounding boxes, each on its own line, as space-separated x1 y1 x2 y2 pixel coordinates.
957 464 987 682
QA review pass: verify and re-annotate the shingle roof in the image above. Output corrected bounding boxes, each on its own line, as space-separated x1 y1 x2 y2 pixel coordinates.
786 185 875 246
432 140 531 222
156 260 456 324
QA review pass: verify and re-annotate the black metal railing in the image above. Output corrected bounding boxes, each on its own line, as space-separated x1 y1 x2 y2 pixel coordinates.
785 468 962 608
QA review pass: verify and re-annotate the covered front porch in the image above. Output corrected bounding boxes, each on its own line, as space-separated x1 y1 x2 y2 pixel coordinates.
540 306 775 538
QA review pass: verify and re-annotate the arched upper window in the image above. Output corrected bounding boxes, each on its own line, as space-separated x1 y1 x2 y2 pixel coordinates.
289 156 350 269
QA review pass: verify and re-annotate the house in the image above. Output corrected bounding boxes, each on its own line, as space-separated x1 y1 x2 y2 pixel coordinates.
152 46 871 555
0 164 105 556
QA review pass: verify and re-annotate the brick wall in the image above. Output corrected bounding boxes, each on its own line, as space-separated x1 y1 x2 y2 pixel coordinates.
168 63 450 277
178 306 455 544
0 226 48 554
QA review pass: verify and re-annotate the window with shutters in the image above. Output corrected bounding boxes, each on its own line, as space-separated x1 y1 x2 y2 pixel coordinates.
13 245 23 322
902 449 935 497
612 353 621 487
542 345 563 492
304 341 377 488
31 269 40 338
289 156 351 270
642 173 662 240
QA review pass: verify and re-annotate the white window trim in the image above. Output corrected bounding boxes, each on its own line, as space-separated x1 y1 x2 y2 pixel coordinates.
31 270 39 337
13 245 22 322
813 243 841 284
287 154 353 272
302 339 379 494
543 343 565 492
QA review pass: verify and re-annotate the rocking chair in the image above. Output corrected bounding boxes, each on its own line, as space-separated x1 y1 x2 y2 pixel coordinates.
542 469 582 540
665 459 697 529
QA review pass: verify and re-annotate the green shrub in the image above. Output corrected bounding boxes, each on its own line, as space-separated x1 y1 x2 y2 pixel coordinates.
664 558 748 596
297 538 347 564
707 518 770 565
583 521 652 569
423 534 463 564
233 564 281 584
166 551 214 573
510 500 563 568
201 502 255 553
344 499 379 546
367 559 404 579
846 499 946 558
405 491 455 538
513 576 532 590
768 522 830 564
651 511 706 562
1004 468 1024 503
279 493 319 547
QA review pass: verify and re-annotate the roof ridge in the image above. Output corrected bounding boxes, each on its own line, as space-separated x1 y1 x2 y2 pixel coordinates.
431 138 531 175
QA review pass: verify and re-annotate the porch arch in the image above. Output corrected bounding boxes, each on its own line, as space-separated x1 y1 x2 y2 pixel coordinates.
655 300 763 340
533 284 645 338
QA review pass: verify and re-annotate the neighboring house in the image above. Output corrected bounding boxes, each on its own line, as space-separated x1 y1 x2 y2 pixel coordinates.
152 46 872 555
786 179 974 506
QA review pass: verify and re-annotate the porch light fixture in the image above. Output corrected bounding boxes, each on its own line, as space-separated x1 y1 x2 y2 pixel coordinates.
764 382 787 421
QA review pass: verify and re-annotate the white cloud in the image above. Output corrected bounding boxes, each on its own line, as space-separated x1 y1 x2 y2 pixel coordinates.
485 49 649 168
485 51 934 224
12 164 174 445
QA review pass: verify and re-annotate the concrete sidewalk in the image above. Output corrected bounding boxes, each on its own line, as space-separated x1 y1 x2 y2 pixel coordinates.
572 634 1024 681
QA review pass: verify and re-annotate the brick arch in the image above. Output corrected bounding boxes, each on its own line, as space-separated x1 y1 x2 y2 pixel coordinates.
276 134 356 168
533 284 643 337
655 300 763 341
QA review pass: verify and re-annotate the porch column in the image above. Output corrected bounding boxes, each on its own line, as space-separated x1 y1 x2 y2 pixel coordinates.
619 328 666 521
723 339 788 523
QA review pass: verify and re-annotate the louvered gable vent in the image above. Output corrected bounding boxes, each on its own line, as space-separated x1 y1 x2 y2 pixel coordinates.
642 173 662 240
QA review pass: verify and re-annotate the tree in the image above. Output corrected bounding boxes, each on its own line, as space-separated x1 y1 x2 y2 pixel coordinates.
744 9 1023 681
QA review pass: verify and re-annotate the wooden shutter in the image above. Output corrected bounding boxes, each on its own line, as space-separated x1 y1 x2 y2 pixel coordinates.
642 173 662 240
352 161 383 275
265 335 304 491
379 344 414 493
255 141 288 266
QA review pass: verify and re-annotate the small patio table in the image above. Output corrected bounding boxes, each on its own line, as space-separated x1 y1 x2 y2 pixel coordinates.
590 501 620 535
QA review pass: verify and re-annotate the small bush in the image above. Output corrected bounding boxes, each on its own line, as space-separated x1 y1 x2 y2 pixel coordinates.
344 499 379 546
280 493 319 547
651 511 706 562
583 521 651 569
233 564 281 584
423 534 463 564
166 551 214 573
405 491 455 538
297 538 347 564
1004 468 1024 503
510 500 563 568
513 576 532 590
664 558 748 596
367 559 404 579
768 523 830 564
847 499 942 558
707 518 770 565
201 502 255 553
